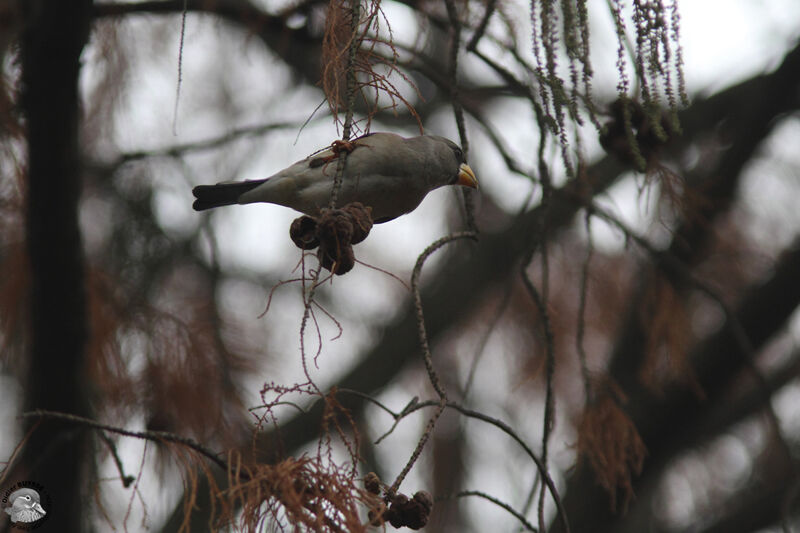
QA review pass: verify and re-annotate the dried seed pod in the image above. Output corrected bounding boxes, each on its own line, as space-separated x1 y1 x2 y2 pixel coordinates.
364 472 382 495
382 490 432 530
288 204 371 275
386 494 408 528
316 208 356 275
289 215 320 249
412 491 433 513
401 493 432 529
320 242 355 275
390 493 409 506
317 208 354 247
343 202 373 244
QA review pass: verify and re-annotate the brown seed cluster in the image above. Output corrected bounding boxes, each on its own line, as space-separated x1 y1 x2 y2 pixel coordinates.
364 471 382 496
382 491 433 530
364 473 433 530
289 202 373 275
599 98 679 169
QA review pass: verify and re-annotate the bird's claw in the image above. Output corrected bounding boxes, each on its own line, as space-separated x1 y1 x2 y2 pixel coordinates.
330 139 357 155
308 139 359 169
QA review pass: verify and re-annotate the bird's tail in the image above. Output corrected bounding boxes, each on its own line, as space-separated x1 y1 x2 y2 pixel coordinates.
192 180 266 211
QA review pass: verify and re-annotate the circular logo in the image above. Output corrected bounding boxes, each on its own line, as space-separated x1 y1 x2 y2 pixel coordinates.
2 481 50 530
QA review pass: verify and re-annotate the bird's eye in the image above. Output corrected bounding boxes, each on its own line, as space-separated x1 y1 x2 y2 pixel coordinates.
23 496 31 500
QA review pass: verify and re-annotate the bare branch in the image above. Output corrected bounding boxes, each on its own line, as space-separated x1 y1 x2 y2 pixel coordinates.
22 410 233 474
450 490 537 531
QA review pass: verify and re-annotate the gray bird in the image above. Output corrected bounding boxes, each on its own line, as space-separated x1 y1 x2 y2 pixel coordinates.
192 133 478 223
4 488 46 523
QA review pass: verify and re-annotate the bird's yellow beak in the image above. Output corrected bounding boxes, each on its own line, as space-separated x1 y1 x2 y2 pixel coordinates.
456 163 478 189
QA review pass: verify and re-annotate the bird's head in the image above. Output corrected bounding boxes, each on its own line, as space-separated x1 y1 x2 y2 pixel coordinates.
426 136 478 190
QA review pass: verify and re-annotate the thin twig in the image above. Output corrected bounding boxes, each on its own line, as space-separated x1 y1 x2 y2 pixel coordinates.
330 388 571 533
122 439 149 530
443 0 477 232
411 232 477 399
372 398 429 445
387 231 476 497
328 0 362 209
298 264 325 389
576 210 595 402
312 299 344 341
21 410 234 476
447 403 570 533
448 490 537 531
353 258 411 291
521 123 557 532
383 44 535 179
462 283 512 400
258 277 304 319
106 120 310 171
465 0 498 52
443 0 467 154
99 432 136 488
336 388 406 418
248 400 309 415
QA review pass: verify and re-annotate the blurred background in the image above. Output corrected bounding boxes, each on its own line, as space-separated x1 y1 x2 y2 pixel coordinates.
2 0 800 531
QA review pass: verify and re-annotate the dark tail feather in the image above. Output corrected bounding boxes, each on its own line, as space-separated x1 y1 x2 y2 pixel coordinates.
192 180 266 211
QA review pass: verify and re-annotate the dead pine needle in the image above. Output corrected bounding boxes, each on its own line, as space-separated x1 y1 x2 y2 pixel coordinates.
576 380 647 512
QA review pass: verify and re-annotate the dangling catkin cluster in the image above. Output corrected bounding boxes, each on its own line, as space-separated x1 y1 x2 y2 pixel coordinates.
530 0 687 173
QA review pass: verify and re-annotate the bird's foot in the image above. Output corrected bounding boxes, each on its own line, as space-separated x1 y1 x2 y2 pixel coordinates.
330 139 357 155
308 139 359 169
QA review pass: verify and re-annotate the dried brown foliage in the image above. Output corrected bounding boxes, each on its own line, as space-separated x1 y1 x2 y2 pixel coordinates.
321 0 421 133
0 238 251 445
221 383 377 532
87 273 252 443
502 243 634 395
638 273 694 393
576 379 647 512
219 455 375 533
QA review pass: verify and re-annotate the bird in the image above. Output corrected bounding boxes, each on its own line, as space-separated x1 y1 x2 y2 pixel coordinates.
4 488 46 523
192 132 478 223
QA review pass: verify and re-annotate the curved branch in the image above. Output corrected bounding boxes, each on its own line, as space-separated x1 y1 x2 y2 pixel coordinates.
450 490 537 532
22 410 232 474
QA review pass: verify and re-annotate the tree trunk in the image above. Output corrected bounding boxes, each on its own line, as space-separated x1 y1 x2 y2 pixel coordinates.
16 1 93 531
